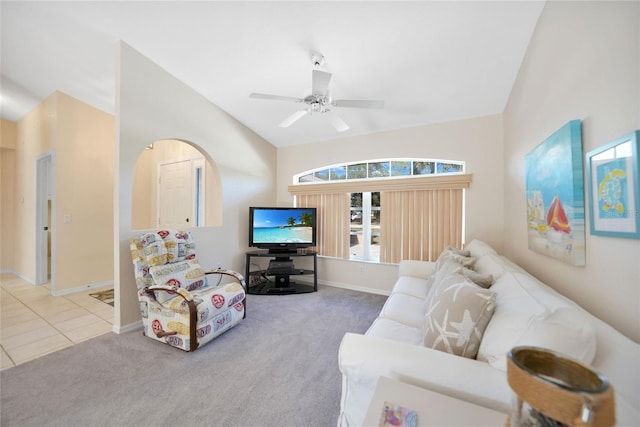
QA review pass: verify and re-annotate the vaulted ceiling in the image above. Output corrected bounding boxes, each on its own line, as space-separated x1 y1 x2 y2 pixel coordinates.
1 1 545 147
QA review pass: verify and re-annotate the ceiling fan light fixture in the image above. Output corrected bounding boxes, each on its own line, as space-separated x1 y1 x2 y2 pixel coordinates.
249 51 384 132
310 51 325 69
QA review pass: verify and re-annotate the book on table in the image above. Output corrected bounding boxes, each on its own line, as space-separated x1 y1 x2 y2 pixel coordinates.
379 401 417 427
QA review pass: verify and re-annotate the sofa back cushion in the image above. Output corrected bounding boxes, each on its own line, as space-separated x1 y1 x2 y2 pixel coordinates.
473 253 527 280
465 239 497 258
423 271 496 359
477 271 596 371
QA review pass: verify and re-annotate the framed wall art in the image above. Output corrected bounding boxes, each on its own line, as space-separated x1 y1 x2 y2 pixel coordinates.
586 130 640 239
525 120 585 266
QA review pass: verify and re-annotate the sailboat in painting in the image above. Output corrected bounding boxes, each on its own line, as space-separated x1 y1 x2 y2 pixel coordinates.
525 120 585 266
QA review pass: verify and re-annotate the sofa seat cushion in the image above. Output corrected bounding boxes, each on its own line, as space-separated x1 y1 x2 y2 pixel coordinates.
379 293 425 328
392 276 432 299
423 271 496 359
477 271 596 371
366 318 422 345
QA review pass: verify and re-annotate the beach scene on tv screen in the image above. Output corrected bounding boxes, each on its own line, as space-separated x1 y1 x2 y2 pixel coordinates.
253 209 314 243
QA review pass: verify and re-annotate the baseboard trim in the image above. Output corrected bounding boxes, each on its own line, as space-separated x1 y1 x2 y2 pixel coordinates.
51 280 114 297
113 320 143 334
295 276 391 296
323 281 391 296
1 270 35 284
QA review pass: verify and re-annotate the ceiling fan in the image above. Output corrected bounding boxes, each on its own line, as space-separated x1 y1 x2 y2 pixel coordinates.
249 52 384 132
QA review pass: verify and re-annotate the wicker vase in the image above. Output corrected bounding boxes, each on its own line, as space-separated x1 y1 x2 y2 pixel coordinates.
506 346 615 427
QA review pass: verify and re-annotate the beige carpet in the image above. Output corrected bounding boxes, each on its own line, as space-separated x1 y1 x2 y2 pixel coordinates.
1 285 386 427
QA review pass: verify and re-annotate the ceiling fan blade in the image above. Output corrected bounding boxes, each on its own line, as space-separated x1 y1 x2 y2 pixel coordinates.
279 110 308 128
249 93 304 103
328 113 349 132
312 70 332 96
332 99 384 109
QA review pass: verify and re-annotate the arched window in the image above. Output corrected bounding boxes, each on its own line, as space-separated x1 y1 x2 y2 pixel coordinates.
294 158 465 184
290 158 470 263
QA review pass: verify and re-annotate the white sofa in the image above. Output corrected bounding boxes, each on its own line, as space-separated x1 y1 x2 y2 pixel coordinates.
338 240 640 426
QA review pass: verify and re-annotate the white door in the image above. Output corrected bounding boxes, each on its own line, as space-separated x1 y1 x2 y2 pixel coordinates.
158 160 193 228
35 152 54 287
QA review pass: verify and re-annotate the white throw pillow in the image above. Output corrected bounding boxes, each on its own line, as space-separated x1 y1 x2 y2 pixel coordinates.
464 239 497 258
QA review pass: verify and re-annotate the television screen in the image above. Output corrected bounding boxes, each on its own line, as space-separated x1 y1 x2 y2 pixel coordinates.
249 207 316 251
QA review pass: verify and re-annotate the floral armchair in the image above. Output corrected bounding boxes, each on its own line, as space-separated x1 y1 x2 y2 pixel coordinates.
130 229 246 351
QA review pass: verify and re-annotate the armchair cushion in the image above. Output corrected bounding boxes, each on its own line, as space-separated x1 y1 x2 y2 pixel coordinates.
157 229 196 263
138 232 169 266
166 281 245 323
136 230 197 267
149 259 206 304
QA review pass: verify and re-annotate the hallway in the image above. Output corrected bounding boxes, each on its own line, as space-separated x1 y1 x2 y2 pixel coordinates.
1 273 113 370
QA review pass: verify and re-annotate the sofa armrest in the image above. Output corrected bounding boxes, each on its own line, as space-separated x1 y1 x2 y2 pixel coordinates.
398 260 436 279
338 333 511 427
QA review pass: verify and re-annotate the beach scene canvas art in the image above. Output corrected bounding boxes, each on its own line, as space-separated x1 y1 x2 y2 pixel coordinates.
525 120 585 265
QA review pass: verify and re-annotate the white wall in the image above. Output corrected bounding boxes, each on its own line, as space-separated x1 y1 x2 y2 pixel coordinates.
504 1 640 341
6 92 114 292
1 119 17 272
277 114 504 293
115 42 276 330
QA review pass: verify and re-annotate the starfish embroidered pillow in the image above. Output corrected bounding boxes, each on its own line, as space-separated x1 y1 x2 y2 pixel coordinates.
423 271 496 359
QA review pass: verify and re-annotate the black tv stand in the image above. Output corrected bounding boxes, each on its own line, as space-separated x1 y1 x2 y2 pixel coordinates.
267 248 294 255
245 250 317 295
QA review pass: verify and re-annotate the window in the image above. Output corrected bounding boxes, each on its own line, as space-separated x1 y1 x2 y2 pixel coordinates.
294 158 464 184
290 158 470 263
350 192 380 261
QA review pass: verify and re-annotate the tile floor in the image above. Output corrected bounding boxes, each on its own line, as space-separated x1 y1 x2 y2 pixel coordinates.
1 273 114 370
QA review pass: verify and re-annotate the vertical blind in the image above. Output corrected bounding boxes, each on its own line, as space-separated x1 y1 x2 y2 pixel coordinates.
296 193 350 259
289 174 471 262
379 189 464 263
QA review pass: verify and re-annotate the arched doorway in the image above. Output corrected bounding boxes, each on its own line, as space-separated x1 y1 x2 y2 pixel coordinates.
131 139 222 230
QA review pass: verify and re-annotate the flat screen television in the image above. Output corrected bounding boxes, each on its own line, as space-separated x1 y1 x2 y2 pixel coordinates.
249 207 317 254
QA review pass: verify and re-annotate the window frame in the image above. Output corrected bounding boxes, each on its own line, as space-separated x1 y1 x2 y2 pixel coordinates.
294 158 465 184
291 159 470 264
